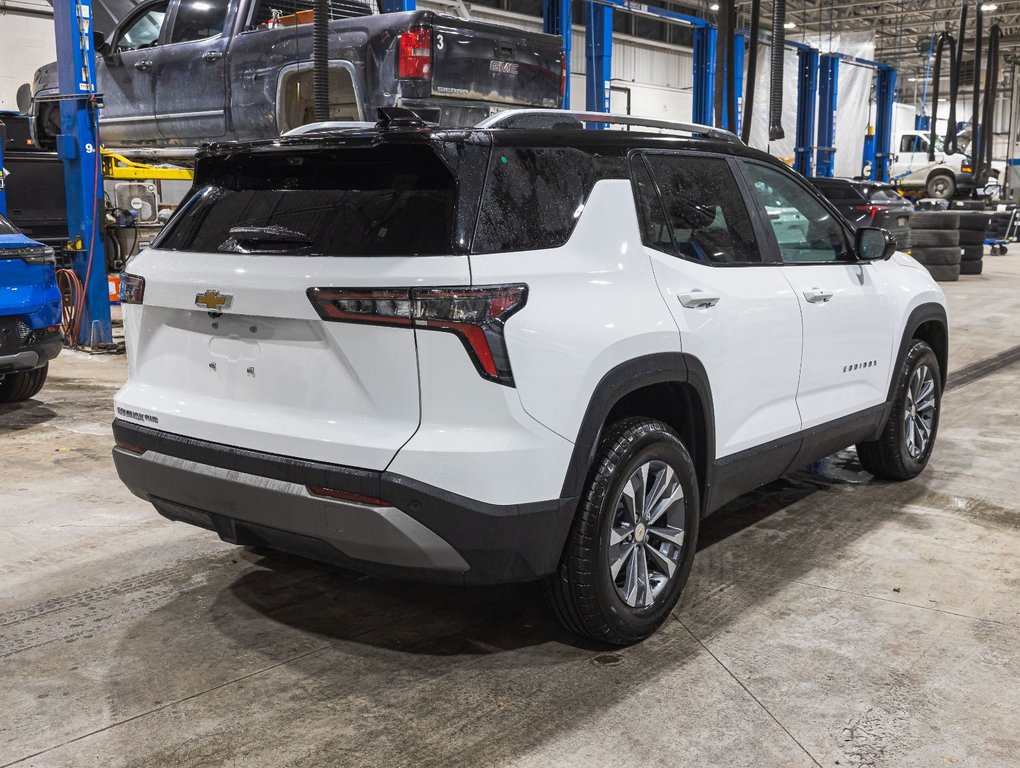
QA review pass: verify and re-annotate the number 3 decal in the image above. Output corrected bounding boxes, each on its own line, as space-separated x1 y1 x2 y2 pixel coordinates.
436 33 444 50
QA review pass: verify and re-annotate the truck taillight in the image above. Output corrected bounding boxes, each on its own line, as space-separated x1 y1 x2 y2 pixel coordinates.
559 50 567 103
308 284 528 386
398 27 432 79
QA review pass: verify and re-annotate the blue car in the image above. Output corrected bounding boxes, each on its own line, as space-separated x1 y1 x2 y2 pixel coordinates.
0 211 62 402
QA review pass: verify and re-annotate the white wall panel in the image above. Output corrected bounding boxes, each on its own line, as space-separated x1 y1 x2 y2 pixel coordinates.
0 13 56 111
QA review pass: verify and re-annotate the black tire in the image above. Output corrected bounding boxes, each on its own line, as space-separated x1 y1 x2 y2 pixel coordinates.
925 173 956 200
911 246 961 266
911 211 960 230
961 244 984 261
960 259 984 275
857 341 942 481
547 417 700 646
958 211 991 232
950 199 988 211
0 364 49 403
911 229 960 248
925 263 961 281
958 231 987 246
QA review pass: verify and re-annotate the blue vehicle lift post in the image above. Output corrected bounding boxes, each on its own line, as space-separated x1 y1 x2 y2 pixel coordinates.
585 0 613 115
872 64 896 181
543 0 572 108
53 0 111 345
794 47 819 176
378 0 415 12
815 54 838 177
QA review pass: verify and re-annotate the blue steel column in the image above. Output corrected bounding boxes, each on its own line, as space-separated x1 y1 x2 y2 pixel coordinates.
729 32 745 134
872 64 896 181
585 0 613 120
815 54 838 177
544 0 572 108
54 0 111 345
692 24 715 126
378 0 415 11
794 47 819 176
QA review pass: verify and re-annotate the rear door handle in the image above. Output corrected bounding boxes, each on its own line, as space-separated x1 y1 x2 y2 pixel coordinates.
677 290 721 309
134 59 153 71
202 50 224 62
803 287 834 304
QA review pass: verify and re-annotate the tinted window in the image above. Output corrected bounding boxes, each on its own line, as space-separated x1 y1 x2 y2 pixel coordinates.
118 4 168 51
249 0 373 27
157 146 456 256
473 147 612 254
743 162 849 264
638 153 761 265
899 135 927 153
170 0 230 43
0 214 17 236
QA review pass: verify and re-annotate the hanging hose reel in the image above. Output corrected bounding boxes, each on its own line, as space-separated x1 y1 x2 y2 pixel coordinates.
928 33 957 161
768 0 786 141
740 0 761 143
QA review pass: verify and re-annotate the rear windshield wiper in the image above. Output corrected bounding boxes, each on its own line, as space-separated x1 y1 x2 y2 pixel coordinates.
219 225 313 253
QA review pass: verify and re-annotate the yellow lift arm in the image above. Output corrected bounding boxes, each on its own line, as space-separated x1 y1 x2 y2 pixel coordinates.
101 149 194 181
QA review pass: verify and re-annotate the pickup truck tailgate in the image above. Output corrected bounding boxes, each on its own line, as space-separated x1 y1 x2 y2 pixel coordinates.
430 19 562 108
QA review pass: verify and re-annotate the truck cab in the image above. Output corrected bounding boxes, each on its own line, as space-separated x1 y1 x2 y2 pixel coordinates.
890 131 970 200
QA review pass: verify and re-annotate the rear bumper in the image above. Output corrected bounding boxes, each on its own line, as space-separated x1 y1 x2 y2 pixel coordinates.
0 332 61 374
112 420 577 585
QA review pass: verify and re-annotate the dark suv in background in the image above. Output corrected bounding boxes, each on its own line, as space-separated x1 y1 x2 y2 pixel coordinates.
810 177 914 250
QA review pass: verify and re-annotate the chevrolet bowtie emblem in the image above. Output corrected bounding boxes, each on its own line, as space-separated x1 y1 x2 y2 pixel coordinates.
195 290 232 311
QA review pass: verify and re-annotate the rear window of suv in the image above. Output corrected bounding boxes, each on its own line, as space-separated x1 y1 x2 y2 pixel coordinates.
156 145 458 256
0 213 18 235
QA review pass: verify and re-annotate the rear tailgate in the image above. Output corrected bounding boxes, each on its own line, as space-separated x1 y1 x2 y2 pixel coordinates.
115 138 483 471
429 17 563 108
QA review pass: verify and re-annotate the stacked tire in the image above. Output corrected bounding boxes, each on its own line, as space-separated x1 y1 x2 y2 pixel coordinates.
957 211 989 275
987 210 1012 253
910 211 960 282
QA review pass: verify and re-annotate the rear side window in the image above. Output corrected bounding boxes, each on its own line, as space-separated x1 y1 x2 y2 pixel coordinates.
868 187 903 202
170 0 230 43
156 146 457 256
0 214 17 236
472 147 616 254
633 153 761 265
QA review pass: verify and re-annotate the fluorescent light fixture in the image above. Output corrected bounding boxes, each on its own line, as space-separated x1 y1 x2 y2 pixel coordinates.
981 3 998 11
710 3 719 9
784 21 796 29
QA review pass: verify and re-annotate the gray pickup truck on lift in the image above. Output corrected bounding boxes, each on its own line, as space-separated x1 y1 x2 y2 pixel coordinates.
26 0 564 148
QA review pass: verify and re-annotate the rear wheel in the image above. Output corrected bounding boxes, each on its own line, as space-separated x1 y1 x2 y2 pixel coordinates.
0 364 49 403
857 341 941 480
548 417 699 645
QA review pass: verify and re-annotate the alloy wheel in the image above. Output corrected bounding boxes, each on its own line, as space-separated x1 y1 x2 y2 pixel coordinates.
903 363 937 459
607 460 686 608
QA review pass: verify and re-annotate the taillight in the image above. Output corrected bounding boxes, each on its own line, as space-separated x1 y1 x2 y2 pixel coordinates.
119 273 145 304
852 204 888 221
308 284 528 386
398 27 432 79
559 50 567 103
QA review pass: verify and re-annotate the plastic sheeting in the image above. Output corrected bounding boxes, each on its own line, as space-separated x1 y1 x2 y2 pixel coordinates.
747 44 800 163
833 63 872 178
746 36 874 179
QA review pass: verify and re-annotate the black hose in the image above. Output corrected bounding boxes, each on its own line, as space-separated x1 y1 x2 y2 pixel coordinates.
768 0 786 141
313 0 330 122
713 2 727 128
982 24 1000 175
972 4 983 176
741 0 761 143
945 1 968 155
929 33 955 161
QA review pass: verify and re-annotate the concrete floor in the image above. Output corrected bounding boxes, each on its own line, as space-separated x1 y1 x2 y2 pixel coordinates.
2 256 1020 768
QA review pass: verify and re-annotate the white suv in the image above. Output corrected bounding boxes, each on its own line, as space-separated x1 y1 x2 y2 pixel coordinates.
113 110 948 645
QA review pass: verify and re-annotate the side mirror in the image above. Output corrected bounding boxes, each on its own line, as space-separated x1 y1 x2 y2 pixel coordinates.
94 30 110 56
856 227 896 261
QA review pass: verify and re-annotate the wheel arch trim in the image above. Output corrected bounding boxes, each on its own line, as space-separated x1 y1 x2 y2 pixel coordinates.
891 302 949 401
558 352 716 514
